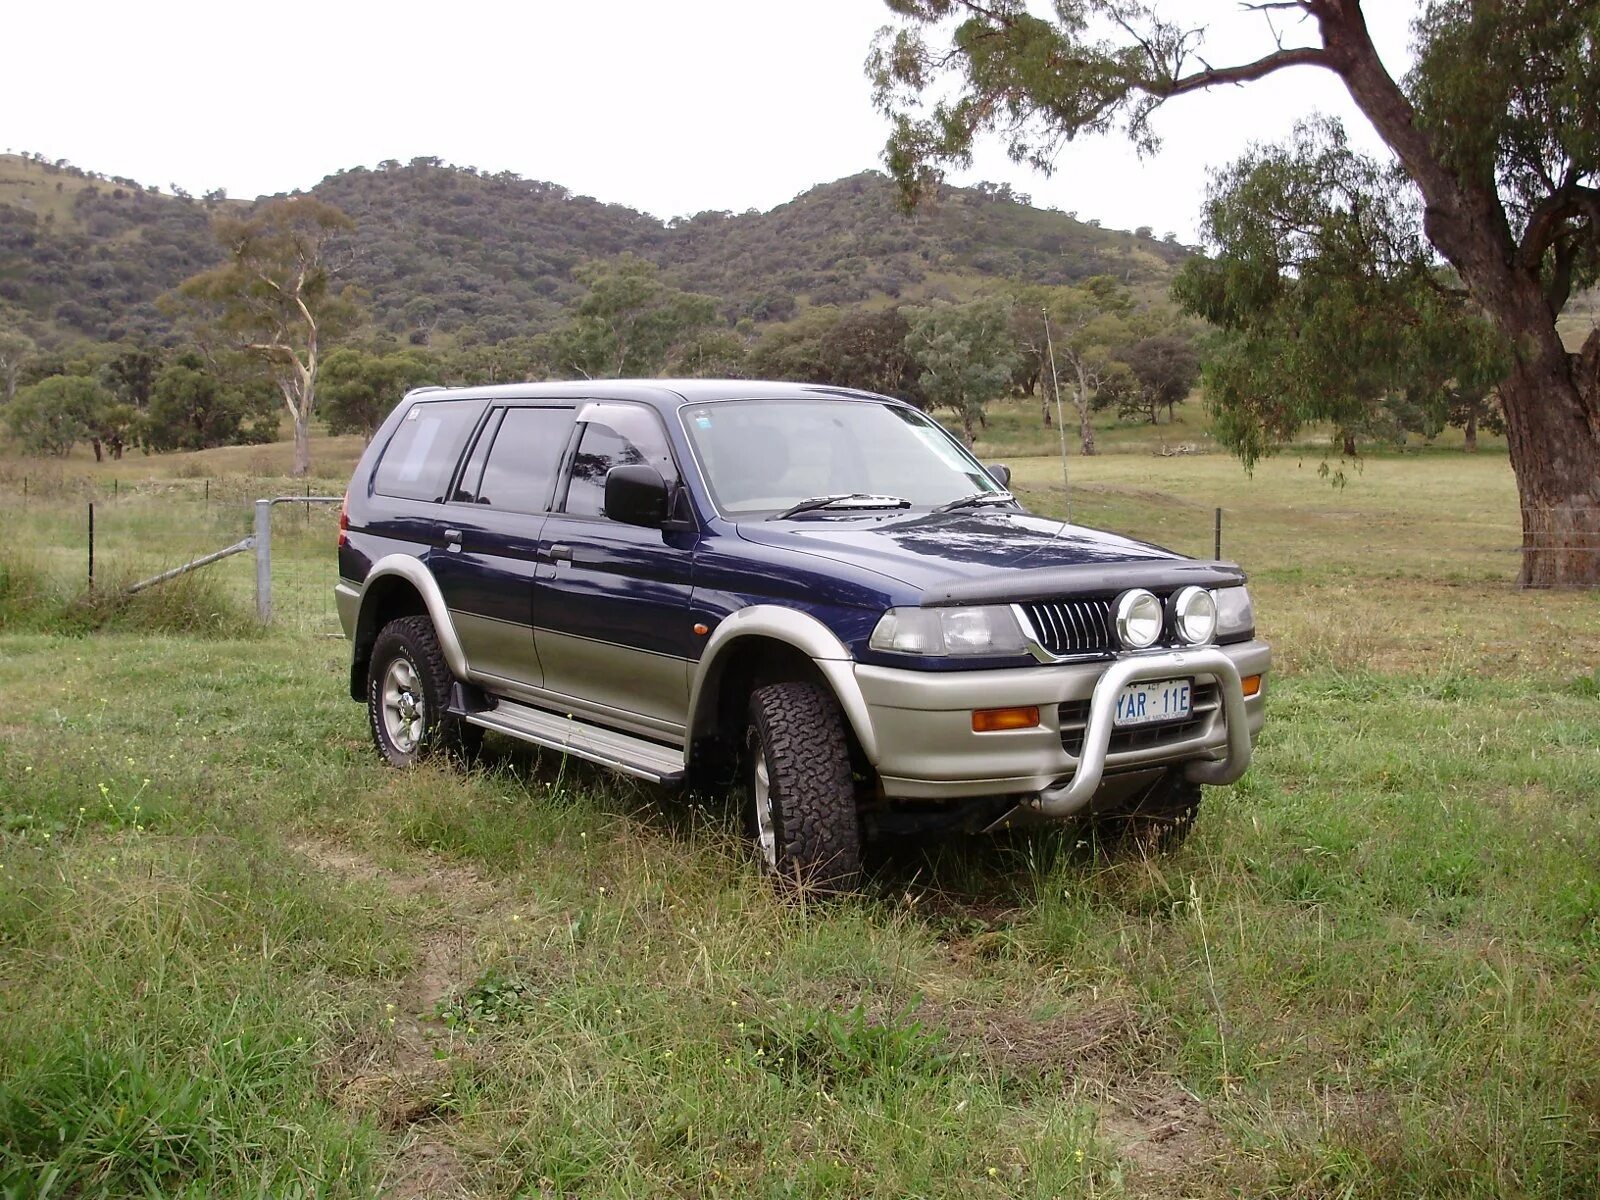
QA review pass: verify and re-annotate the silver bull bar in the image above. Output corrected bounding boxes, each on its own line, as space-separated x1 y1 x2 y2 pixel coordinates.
1028 646 1253 817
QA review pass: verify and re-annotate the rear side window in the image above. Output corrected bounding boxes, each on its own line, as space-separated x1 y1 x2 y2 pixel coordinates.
372 400 484 503
472 407 576 514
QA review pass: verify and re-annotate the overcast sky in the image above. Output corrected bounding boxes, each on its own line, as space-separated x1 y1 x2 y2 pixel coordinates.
8 1 1417 241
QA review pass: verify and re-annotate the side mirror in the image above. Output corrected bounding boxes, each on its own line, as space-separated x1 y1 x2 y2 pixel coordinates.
603 463 670 528
986 462 1012 488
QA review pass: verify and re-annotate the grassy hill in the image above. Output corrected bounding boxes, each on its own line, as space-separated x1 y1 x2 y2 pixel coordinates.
0 153 1188 348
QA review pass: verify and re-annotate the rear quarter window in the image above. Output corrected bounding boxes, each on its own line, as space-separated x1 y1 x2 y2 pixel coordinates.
372 399 485 503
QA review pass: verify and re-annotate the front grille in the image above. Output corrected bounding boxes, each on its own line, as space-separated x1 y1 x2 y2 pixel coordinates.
1058 683 1219 758
1020 598 1116 657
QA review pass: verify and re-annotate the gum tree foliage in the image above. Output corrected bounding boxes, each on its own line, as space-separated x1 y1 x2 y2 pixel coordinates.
6 375 117 457
0 327 36 403
545 254 721 379
136 353 277 453
871 0 1600 586
1119 332 1200 425
319 347 437 437
1008 277 1137 454
748 304 926 403
664 328 752 380
101 344 163 411
1171 119 1510 464
175 197 360 477
903 297 1020 443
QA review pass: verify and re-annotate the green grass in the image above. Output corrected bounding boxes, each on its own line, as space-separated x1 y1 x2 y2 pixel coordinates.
2 422 1599 1197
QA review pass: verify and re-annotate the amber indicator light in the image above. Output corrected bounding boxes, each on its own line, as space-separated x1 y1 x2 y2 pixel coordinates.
1241 674 1262 698
971 706 1040 733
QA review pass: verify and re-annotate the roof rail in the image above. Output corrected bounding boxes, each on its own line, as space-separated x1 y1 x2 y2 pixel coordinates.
405 385 448 396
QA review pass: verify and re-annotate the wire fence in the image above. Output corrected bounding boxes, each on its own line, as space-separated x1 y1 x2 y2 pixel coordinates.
1 473 346 636
1 463 1594 641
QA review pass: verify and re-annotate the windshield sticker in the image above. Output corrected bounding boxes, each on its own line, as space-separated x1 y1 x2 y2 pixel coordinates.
691 410 713 429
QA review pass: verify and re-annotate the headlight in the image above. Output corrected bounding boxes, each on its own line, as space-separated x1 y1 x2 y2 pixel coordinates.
1114 589 1163 650
869 606 1028 657
1171 586 1218 645
1213 586 1255 641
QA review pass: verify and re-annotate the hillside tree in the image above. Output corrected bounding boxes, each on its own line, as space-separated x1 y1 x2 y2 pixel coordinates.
871 0 1600 586
320 347 436 437
1011 279 1134 455
138 352 276 452
1121 333 1201 425
6 375 110 457
1174 119 1512 462
175 197 359 476
0 327 35 403
904 298 1019 443
546 254 720 378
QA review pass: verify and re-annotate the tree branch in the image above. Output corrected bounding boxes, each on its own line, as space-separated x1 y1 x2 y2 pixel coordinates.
1161 46 1331 96
1518 183 1600 273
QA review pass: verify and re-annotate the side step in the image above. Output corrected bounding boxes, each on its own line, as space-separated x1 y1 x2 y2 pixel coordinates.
460 698 686 785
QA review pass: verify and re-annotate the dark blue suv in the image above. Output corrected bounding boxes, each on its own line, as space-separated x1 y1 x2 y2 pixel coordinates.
338 380 1269 887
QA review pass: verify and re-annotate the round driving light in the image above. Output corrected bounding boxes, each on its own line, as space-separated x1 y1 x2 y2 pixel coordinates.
1114 589 1163 649
1172 586 1218 645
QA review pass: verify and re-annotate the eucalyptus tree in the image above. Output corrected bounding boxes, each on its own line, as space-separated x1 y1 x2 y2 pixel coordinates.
176 197 360 477
872 0 1600 585
904 297 1020 443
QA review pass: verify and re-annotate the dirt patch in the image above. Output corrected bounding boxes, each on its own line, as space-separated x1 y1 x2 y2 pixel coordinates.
1097 1079 1226 1187
969 997 1149 1072
382 1137 477 1200
293 837 500 1199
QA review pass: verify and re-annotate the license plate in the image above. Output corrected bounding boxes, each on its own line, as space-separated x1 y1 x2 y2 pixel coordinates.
1113 678 1192 727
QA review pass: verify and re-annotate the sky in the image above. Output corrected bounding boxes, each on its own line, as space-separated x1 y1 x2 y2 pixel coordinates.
6 1 1418 242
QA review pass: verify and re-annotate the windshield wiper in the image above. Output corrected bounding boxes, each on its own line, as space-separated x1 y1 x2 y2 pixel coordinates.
770 493 912 520
932 491 1016 514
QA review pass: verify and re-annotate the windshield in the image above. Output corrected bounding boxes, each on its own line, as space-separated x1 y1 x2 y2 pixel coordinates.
680 399 1006 518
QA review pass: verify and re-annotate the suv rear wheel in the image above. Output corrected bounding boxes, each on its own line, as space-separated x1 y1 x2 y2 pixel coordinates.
367 615 481 768
744 681 862 892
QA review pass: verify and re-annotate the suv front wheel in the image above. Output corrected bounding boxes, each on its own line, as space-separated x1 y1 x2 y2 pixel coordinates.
367 615 481 768
744 681 862 892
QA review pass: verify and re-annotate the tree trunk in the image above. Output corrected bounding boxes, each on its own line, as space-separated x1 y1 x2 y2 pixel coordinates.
1320 3 1600 585
1069 357 1097 456
1342 432 1357 458
1497 339 1600 588
91 438 103 463
292 413 311 478
1463 410 1478 453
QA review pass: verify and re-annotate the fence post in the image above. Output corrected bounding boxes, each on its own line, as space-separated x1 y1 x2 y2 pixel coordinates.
254 499 272 622
87 502 95 590
1214 507 1223 560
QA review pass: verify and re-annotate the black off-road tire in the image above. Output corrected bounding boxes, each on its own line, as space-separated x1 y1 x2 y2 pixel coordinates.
744 681 862 892
367 615 482 768
1093 768 1202 855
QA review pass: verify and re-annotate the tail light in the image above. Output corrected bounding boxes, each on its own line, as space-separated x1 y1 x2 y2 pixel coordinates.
337 491 350 548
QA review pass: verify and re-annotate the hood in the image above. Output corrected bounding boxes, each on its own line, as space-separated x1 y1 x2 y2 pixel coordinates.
735 508 1246 603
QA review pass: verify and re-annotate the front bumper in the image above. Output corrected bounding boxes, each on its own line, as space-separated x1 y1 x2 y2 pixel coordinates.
855 640 1270 814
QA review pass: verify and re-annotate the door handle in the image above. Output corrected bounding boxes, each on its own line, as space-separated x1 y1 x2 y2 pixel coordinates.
443 528 463 554
548 544 573 562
